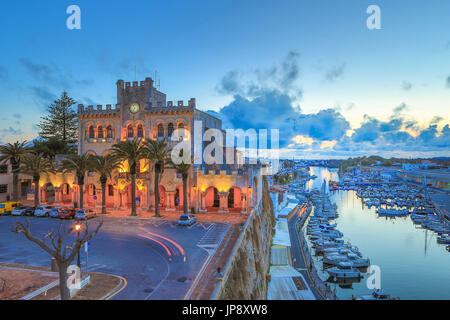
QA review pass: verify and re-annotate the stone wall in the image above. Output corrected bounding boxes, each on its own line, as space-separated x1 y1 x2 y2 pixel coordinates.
214 176 275 300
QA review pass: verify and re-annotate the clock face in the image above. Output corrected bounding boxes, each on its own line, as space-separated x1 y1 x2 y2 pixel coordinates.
129 103 139 114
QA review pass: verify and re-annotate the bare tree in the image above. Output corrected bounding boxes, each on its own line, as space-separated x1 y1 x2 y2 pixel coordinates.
12 219 103 300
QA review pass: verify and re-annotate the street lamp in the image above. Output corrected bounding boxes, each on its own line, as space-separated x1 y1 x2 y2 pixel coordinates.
74 223 82 269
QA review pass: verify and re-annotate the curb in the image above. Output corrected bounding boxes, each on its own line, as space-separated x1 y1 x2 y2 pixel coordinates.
100 275 127 300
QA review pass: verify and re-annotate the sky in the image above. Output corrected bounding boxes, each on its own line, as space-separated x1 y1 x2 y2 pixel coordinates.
0 0 449 159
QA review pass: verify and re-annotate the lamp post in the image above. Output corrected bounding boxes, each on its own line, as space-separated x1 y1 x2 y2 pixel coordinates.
74 223 82 270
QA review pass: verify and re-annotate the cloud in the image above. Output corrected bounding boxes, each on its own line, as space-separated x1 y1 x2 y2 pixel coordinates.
279 51 300 89
216 51 302 99
30 86 57 106
446 75 450 88
292 135 314 146
216 70 241 95
393 103 408 115
0 126 23 136
324 63 346 82
12 114 21 119
213 52 450 157
431 116 443 124
19 58 94 98
320 140 337 149
346 102 355 111
402 81 413 91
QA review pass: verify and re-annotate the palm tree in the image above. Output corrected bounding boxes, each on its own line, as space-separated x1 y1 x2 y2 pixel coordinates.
20 153 54 208
112 139 146 216
169 153 192 215
145 139 170 217
61 153 92 209
90 155 119 215
0 141 30 201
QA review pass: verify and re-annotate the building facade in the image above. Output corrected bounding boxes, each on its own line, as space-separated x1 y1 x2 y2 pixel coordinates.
0 161 33 202
36 77 257 213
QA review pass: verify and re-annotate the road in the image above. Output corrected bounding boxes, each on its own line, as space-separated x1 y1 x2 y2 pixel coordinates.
0 216 229 300
287 206 324 300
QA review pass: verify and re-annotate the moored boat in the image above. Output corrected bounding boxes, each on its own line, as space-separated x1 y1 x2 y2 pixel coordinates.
327 262 363 279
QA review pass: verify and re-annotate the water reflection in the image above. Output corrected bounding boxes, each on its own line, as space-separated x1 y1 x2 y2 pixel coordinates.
305 166 450 300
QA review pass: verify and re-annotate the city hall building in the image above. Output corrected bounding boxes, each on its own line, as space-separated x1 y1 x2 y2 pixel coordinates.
35 77 259 213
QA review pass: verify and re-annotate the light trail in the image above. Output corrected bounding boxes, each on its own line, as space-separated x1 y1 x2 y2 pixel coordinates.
144 231 185 256
137 234 172 256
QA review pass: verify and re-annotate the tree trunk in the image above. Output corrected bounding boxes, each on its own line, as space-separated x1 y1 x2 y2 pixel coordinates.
182 172 188 215
130 173 137 216
12 172 18 202
33 176 40 208
154 167 160 217
101 178 107 215
58 262 70 300
79 184 84 209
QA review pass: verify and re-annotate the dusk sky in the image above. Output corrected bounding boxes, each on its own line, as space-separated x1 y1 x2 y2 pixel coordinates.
0 0 449 159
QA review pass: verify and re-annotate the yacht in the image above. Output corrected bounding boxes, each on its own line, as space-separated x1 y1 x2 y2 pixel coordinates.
354 289 399 300
437 235 450 244
327 262 363 279
346 253 370 268
323 253 349 266
377 208 409 217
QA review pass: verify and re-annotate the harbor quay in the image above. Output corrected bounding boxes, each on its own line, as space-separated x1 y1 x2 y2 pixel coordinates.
269 161 450 300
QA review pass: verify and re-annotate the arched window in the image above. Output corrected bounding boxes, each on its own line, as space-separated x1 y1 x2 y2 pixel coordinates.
168 123 174 137
137 124 144 138
178 122 184 129
127 125 134 138
106 125 113 138
98 125 104 139
89 126 95 139
157 123 164 137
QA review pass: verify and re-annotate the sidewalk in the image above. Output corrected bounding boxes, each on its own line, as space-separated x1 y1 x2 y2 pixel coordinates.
100 209 249 225
0 263 124 300
189 225 241 300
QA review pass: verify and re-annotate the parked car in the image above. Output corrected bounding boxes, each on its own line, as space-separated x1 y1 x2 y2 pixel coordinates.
58 208 76 219
23 207 36 216
49 207 62 218
178 214 197 226
75 209 97 220
11 206 28 216
0 202 21 215
34 205 53 217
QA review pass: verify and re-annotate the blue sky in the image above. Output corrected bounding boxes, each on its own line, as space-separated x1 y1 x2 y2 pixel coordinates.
0 0 449 158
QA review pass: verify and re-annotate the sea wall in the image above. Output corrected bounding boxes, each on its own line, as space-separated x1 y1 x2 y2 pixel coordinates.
213 176 276 300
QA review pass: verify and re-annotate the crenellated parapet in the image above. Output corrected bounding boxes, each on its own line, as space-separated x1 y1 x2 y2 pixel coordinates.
78 104 121 117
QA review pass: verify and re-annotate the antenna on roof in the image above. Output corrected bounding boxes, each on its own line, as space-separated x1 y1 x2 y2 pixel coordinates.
134 65 137 81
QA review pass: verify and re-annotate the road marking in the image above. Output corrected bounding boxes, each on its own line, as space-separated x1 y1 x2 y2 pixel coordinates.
104 275 128 300
145 248 171 300
184 253 212 300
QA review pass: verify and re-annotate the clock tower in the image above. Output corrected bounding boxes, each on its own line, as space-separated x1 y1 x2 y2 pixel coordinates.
116 77 167 138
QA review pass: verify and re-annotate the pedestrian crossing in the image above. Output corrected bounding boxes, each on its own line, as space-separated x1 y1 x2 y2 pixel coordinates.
196 224 229 252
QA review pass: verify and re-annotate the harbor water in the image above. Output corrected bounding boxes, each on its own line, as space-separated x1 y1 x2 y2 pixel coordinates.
305 166 450 300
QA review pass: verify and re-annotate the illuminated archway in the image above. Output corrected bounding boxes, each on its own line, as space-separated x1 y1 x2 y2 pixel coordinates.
205 186 219 208
158 185 167 208
44 183 55 203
